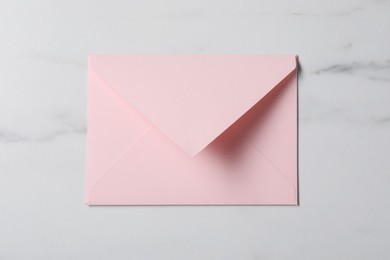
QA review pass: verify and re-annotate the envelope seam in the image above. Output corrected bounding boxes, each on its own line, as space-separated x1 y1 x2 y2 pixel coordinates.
235 130 297 201
89 69 139 112
87 125 153 199
90 62 297 157
193 68 297 156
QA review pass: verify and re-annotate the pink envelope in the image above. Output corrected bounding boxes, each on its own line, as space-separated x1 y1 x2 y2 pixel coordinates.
86 55 298 205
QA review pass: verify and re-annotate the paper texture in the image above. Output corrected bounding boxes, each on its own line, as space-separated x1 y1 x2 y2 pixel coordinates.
86 55 298 205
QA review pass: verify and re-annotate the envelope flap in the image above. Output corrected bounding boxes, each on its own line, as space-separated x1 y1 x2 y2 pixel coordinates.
89 55 296 156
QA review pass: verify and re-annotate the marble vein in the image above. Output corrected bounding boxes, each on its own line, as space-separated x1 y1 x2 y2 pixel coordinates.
0 112 86 144
313 60 390 81
0 126 86 144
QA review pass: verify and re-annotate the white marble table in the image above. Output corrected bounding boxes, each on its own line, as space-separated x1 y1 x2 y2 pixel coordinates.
1 0 389 259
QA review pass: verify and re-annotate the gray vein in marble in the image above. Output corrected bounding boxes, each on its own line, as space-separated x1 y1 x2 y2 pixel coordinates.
313 60 390 81
0 126 86 144
0 112 86 144
346 116 390 125
375 116 390 125
301 113 390 126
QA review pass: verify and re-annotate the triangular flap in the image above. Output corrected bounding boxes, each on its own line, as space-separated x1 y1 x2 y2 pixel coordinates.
89 54 297 156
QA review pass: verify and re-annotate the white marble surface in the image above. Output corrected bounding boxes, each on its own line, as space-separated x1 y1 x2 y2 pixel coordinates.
1 0 389 259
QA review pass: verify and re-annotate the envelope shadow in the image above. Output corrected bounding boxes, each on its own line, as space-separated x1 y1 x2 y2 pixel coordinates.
206 71 297 166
